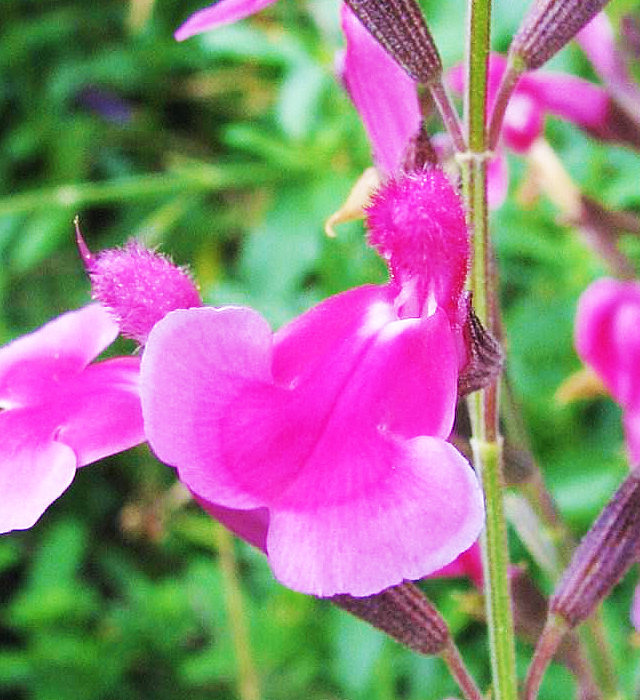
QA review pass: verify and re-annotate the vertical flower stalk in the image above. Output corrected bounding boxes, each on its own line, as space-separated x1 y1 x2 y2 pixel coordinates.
460 0 517 698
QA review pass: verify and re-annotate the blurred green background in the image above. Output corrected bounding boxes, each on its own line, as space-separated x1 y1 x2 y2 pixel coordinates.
1 0 640 698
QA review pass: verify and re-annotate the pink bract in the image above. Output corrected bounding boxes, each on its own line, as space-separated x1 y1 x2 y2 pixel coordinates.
0 304 145 532
575 278 640 465
140 170 484 598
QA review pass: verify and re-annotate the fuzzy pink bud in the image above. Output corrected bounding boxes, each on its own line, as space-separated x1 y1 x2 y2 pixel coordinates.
77 227 202 344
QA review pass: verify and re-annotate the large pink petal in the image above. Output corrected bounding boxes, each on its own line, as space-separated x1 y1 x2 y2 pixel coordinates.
266 436 484 596
56 357 145 465
141 296 474 596
174 0 278 41
0 305 119 409
340 4 420 176
273 285 394 384
222 307 459 507
140 306 274 508
0 411 77 532
575 278 640 409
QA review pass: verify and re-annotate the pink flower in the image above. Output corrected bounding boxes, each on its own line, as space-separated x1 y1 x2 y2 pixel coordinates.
575 278 640 632
0 304 144 532
575 278 640 465
140 168 484 597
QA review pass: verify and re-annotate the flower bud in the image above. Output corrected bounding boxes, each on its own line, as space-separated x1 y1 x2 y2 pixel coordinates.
331 581 449 655
76 222 202 345
509 0 613 71
550 467 640 628
343 0 442 84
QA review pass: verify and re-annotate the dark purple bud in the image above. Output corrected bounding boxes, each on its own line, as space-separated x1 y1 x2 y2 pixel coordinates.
342 0 442 83
550 467 640 628
332 581 448 656
510 0 613 70
76 86 134 125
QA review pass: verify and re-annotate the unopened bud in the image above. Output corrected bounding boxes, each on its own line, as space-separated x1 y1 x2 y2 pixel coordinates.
343 0 442 84
550 467 640 628
76 221 202 345
332 581 449 656
510 0 613 70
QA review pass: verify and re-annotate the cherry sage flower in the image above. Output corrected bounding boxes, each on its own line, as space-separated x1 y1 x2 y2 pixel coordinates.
0 304 144 533
0 232 204 535
140 167 485 598
575 278 640 466
575 277 640 631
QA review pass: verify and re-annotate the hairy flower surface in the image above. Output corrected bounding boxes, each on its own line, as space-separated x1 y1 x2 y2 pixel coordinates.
78 234 202 345
140 169 484 597
0 305 144 532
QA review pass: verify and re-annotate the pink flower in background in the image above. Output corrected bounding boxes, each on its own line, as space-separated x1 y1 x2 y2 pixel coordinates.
430 541 483 589
575 278 640 465
175 0 284 41
140 168 484 597
0 304 144 533
449 53 612 208
577 12 640 127
575 278 640 632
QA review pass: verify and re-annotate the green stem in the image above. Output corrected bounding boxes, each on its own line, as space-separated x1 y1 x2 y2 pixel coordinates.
459 1 518 699
213 523 261 700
